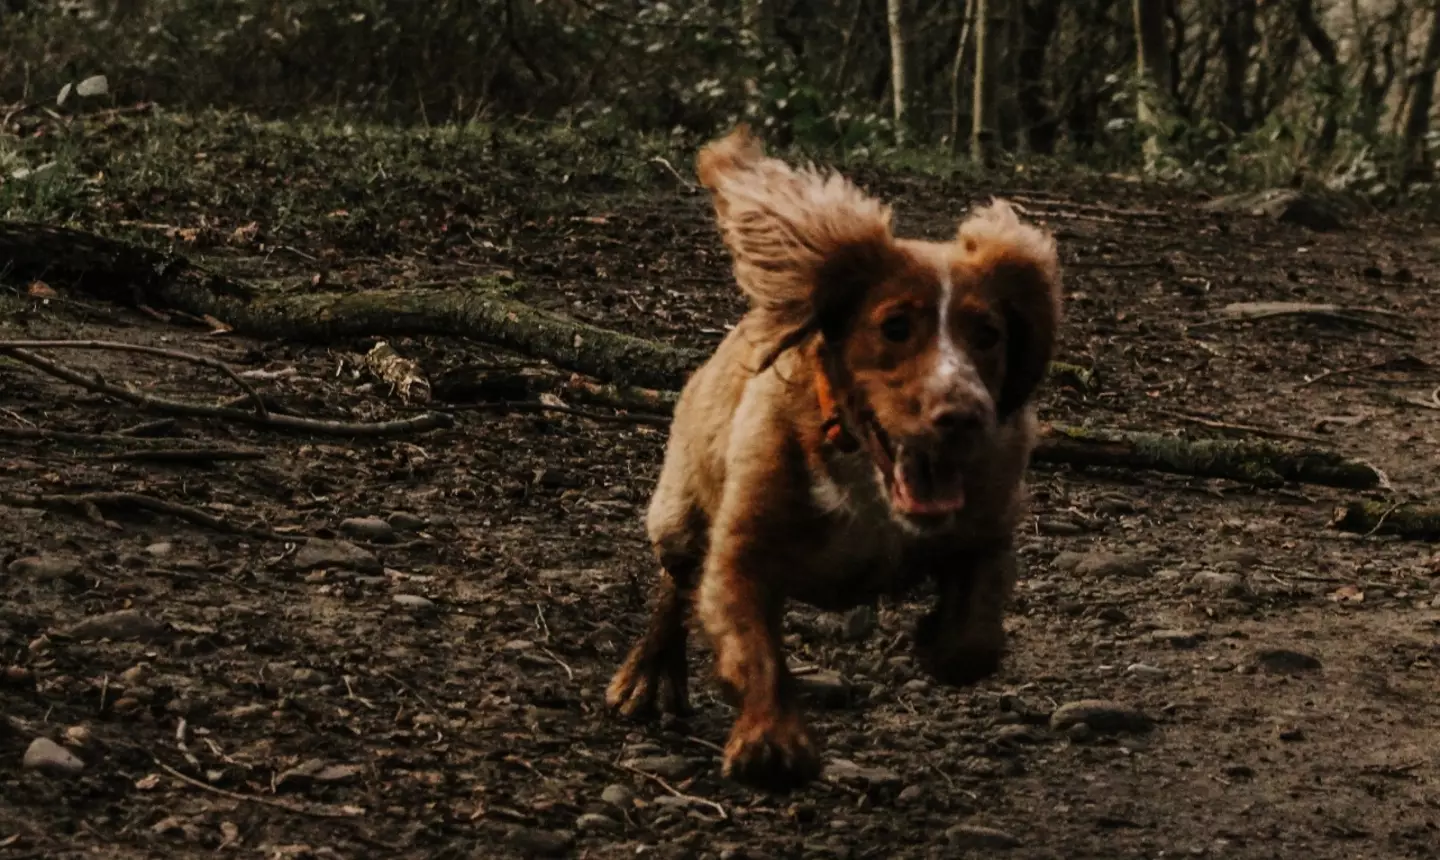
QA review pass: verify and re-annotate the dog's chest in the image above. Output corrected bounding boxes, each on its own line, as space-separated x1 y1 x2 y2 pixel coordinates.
796 465 926 610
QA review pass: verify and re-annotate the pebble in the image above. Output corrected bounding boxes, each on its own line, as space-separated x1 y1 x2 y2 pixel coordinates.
23 737 84 776
63 726 92 747
1125 662 1168 680
1074 552 1157 578
1191 570 1244 595
600 783 634 808
119 663 151 686
896 784 925 806
1254 648 1322 673
841 605 877 641
797 671 853 708
576 812 621 834
990 724 1038 745
506 827 574 857
387 511 427 533
824 758 902 790
946 824 1020 849
66 610 168 642
392 594 435 611
339 516 396 543
6 555 82 581
1049 699 1153 735
293 539 382 574
1150 629 1204 649
621 755 695 780
144 542 174 557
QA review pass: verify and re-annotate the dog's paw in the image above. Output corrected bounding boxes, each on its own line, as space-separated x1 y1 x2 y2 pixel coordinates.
917 637 1004 687
605 663 661 722
722 711 822 793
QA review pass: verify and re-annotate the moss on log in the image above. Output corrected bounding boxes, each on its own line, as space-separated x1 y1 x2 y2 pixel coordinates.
1329 501 1440 540
1035 424 1385 490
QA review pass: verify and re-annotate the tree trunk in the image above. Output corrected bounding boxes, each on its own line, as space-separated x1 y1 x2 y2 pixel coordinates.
1017 0 1062 154
1403 0 1440 181
949 0 976 154
1295 0 1342 157
887 0 909 145
1132 0 1173 165
1220 0 1258 133
971 0 999 163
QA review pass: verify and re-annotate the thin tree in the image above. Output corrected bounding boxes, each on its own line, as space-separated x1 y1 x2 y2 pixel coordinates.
1403 0 1440 180
1133 0 1172 166
950 0 976 154
1295 0 1342 157
888 0 909 144
971 0 998 163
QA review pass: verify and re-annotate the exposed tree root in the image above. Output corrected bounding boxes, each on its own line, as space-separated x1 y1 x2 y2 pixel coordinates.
1329 501 1440 541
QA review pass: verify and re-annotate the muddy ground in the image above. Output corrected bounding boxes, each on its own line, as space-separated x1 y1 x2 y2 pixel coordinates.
1 116 1439 859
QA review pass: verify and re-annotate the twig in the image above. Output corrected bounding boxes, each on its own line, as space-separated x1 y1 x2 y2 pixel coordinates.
95 447 267 464
1152 408 1327 444
439 400 670 427
381 670 437 717
0 426 191 448
578 750 728 820
0 490 281 539
649 156 698 191
1193 302 1415 340
0 339 268 419
538 647 574 681
151 758 360 819
2 347 453 437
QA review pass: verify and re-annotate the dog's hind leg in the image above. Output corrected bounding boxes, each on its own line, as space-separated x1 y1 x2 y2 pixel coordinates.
606 476 707 721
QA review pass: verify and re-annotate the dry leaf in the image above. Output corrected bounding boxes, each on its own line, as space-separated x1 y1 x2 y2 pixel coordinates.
202 314 233 334
135 773 162 790
27 281 56 298
1328 585 1364 603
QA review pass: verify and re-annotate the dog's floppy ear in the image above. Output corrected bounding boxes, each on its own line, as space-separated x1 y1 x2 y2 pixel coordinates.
956 199 1063 419
697 125 898 366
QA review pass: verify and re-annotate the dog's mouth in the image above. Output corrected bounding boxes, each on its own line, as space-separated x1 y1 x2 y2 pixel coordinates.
867 426 967 518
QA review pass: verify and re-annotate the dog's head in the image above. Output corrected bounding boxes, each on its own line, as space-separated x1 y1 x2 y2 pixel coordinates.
697 126 1062 531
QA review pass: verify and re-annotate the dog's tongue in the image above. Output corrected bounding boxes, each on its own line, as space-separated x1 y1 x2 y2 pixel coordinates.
891 448 966 515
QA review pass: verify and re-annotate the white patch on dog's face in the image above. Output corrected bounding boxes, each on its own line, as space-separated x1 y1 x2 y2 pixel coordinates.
929 269 991 409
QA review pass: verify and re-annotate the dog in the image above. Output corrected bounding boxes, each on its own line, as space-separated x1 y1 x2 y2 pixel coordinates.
606 125 1063 792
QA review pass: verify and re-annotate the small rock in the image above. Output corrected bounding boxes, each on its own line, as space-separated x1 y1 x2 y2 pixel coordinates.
824 758 902 790
291 667 327 686
66 610 168 642
3 666 33 688
1191 570 1244 595
841 605 877 641
946 824 1020 849
392 594 435 611
600 783 634 808
507 827 575 857
339 516 396 543
1066 722 1093 742
23 737 84 775
1125 663 1168 681
144 542 174 557
314 763 362 783
576 812 622 834
797 670 853 708
1150 629 1203 649
1074 552 1156 578
119 663 151 686
1049 700 1153 735
896 784 925 805
1255 648 1322 673
1208 547 1261 569
990 724 1038 745
387 511 427 533
1277 726 1305 742
622 755 695 780
275 759 328 790
63 725 92 747
6 555 81 581
1051 551 1087 573
293 539 381 574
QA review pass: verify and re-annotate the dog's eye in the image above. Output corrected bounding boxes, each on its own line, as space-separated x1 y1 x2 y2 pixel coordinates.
880 313 912 344
972 321 1002 350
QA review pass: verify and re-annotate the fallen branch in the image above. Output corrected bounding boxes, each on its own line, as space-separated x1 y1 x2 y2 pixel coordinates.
1036 424 1388 490
96 447 267 463
0 490 282 539
1197 301 1414 340
3 346 453 438
1329 501 1440 541
0 338 267 417
150 757 360 820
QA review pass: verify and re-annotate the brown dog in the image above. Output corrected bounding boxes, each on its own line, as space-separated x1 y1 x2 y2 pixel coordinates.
606 126 1063 792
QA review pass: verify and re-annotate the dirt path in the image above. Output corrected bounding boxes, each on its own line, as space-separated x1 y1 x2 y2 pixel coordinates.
2 128 1439 859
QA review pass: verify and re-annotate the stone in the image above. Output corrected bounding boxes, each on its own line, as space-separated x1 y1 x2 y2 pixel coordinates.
1191 570 1244 595
1150 629 1204 649
824 758 902 790
576 813 621 834
841 605 877 641
387 511 427 532
66 610 168 642
1125 663 1168 681
797 670 853 708
392 594 435 611
293 539 381 574
600 783 634 808
339 516 396 543
6 555 82 581
1074 552 1157 578
506 827 574 857
621 755 695 780
946 824 1020 849
1049 700 1153 735
23 737 84 775
1255 648 1322 673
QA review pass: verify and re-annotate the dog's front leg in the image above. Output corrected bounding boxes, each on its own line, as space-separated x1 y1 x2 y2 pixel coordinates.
698 544 820 792
914 542 1017 687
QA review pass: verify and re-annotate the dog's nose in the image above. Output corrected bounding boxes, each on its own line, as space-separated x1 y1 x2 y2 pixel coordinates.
929 406 986 443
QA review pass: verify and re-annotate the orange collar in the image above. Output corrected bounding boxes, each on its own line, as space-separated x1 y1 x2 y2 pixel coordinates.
815 365 860 453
